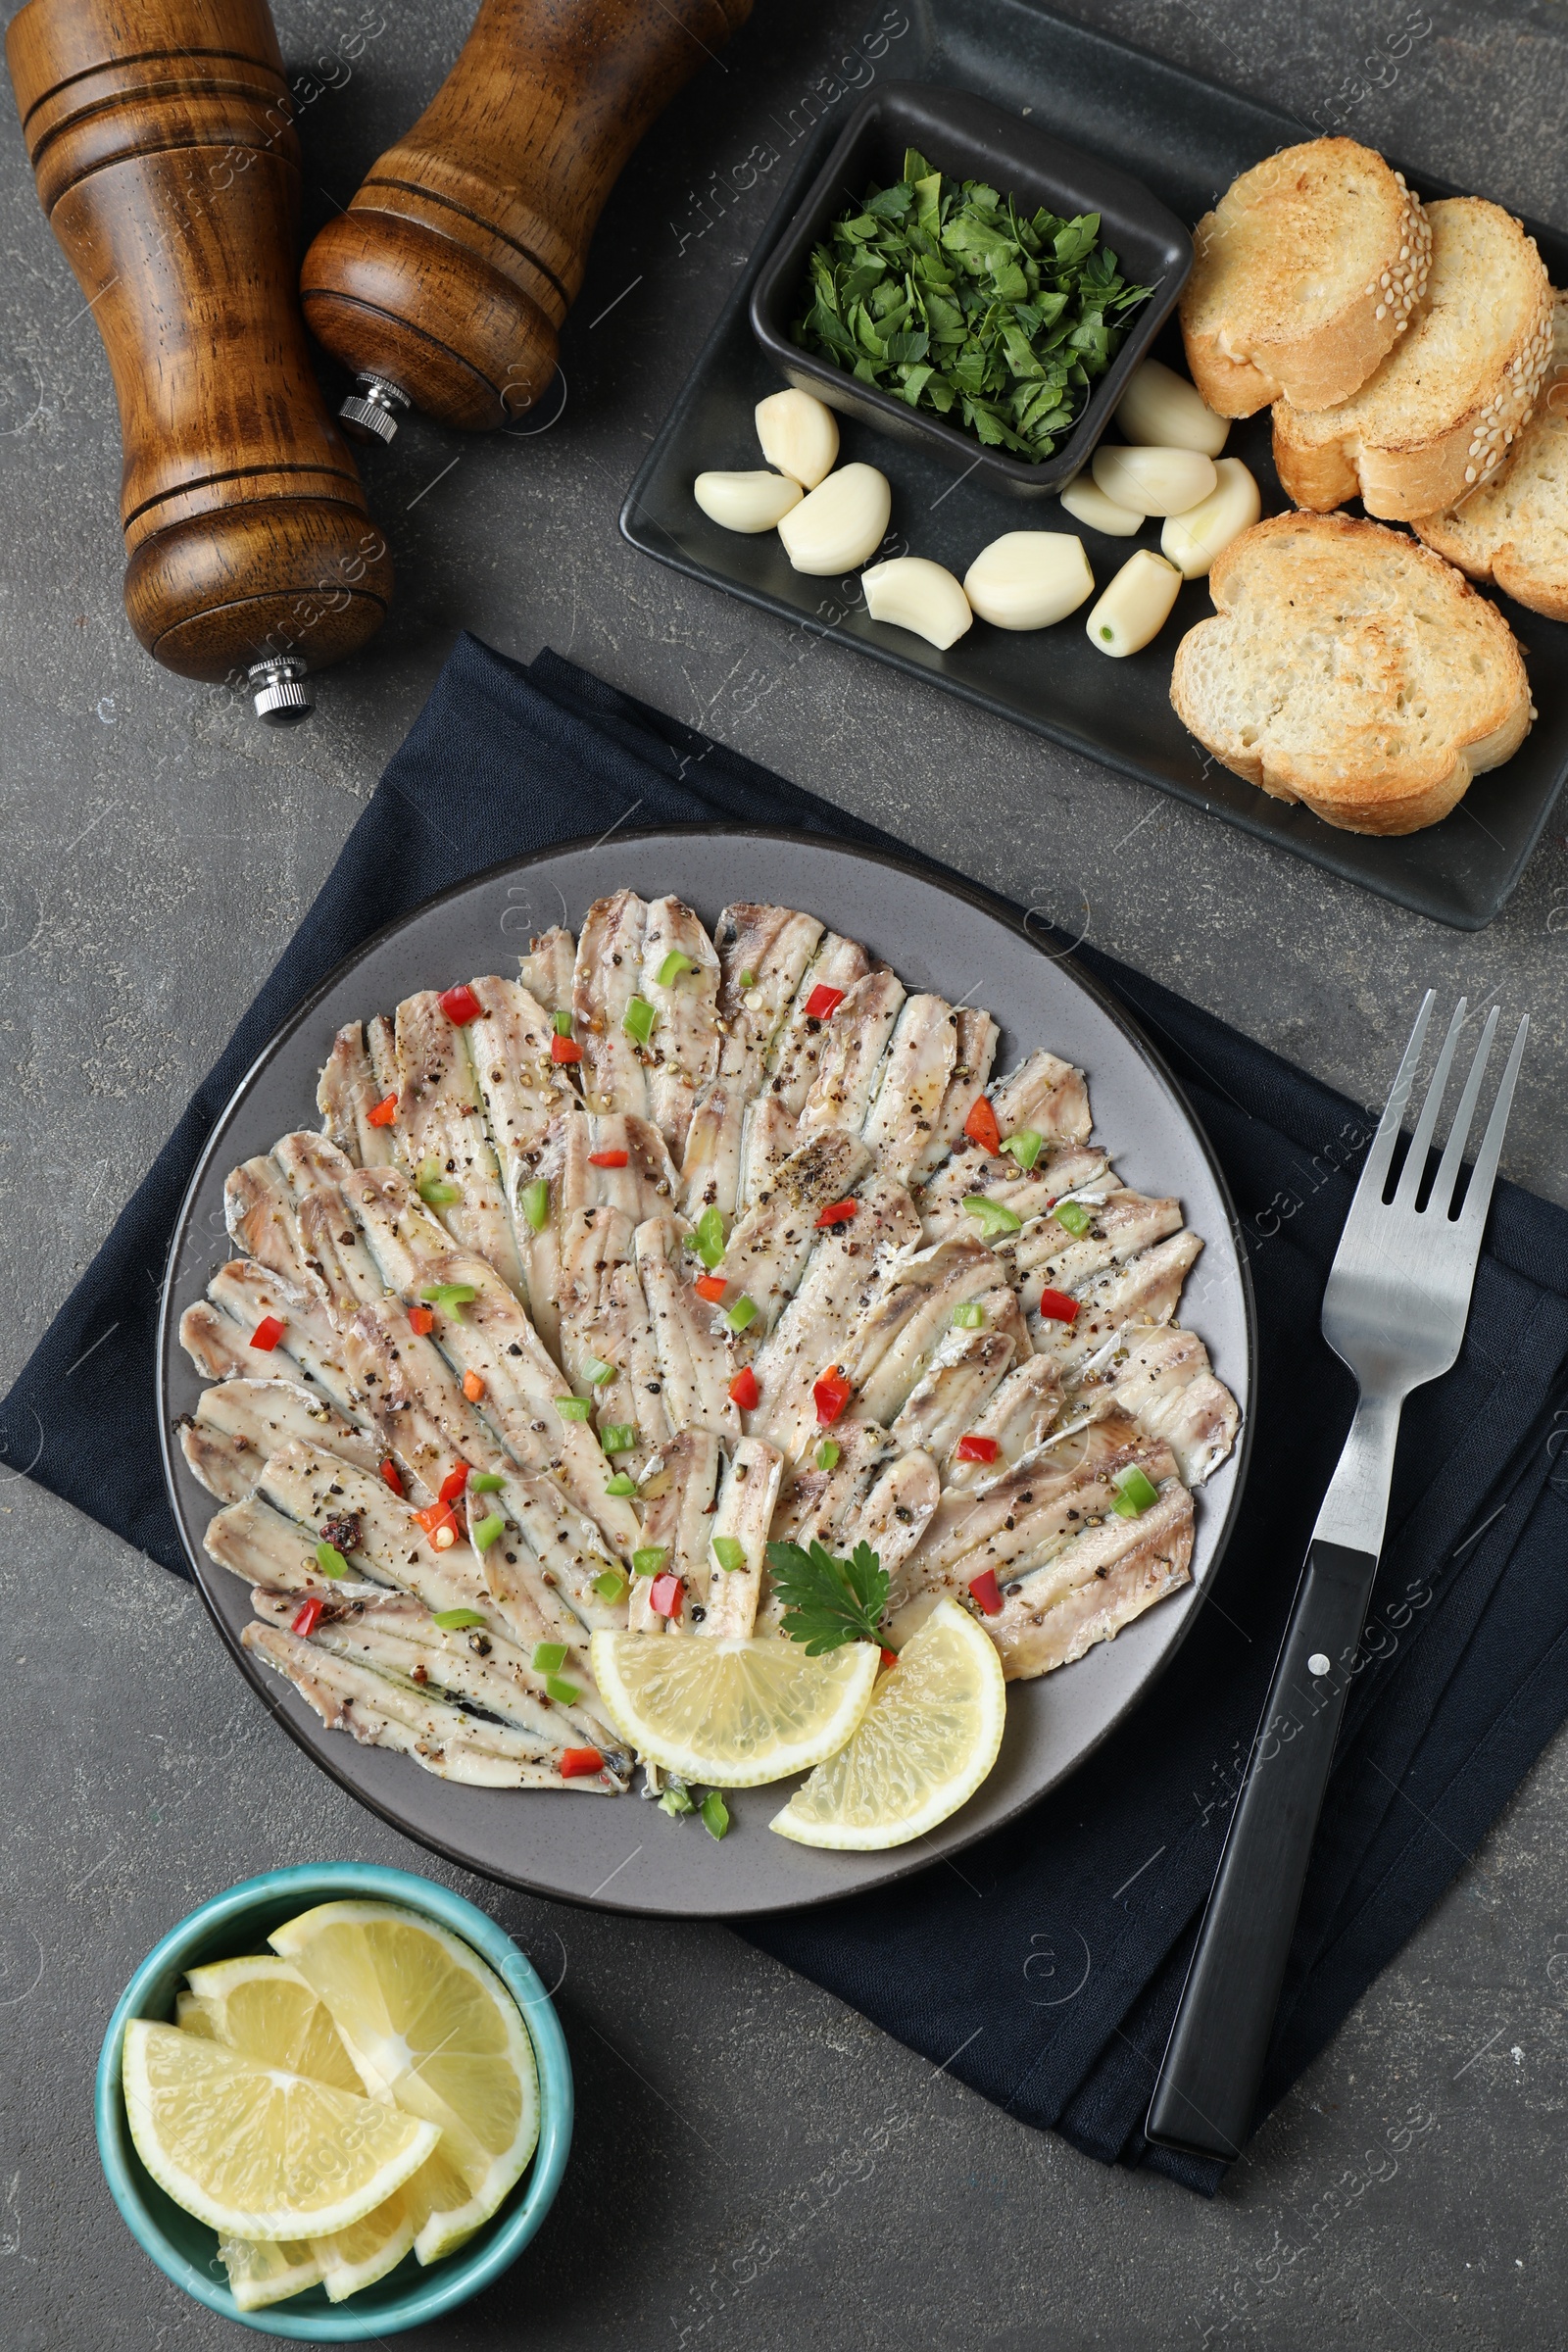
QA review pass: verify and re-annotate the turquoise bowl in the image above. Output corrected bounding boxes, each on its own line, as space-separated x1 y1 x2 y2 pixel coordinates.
95 1861 572 2339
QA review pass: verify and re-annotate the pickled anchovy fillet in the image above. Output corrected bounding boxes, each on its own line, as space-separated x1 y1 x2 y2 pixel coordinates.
796 968 906 1142
243 1622 614 1790
393 989 525 1298
888 1317 1019 1462
713 903 824 1028
918 1142 1111 1244
678 1026 755 1225
573 891 649 1117
719 1127 873 1334
986 1487 1193 1681
1007 1189 1185 1315
206 1260 363 1427
764 932 872 1112
938 1357 1064 1490
917 1008 1001 1179
178 1377 382 1505
629 1428 721 1635
699 1437 784 1639
639 896 721 1158
633 1216 739 1439
850 1238 1012 1426
1072 1323 1239 1485
860 994 958 1185
736 1095 799 1215
317 1022 394 1169
518 925 575 1016
1028 1231 1203 1368
748 1177 920 1461
463 975 576 1253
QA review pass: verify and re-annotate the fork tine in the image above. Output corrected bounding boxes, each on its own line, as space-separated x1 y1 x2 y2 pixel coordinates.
1428 1005 1499 1221
1455 1015 1529 1240
1392 998 1468 1210
1353 989 1436 1207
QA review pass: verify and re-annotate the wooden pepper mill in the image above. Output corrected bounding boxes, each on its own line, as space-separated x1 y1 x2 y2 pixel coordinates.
300 0 753 441
7 0 394 722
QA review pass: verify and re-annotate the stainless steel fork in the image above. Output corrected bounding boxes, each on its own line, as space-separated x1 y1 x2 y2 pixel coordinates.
1146 992 1529 2164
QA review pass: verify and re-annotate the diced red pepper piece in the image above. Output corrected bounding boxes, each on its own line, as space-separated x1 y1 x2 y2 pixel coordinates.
379 1456 404 1497
408 1304 436 1336
1036 1288 1080 1325
367 1092 398 1128
728 1365 760 1410
956 1433 1000 1464
879 1646 900 1671
963 1098 1003 1155
414 1502 461 1550
813 1369 853 1425
588 1148 629 1168
463 1369 486 1403
804 984 846 1021
291 1596 323 1638
439 983 481 1026
815 1200 858 1228
561 1746 605 1780
248 1314 284 1351
649 1572 683 1620
694 1274 727 1303
438 1464 470 1504
551 1034 583 1064
968 1569 1004 1617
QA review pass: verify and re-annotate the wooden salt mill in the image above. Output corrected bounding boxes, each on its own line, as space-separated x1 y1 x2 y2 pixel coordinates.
301 0 753 442
7 0 394 722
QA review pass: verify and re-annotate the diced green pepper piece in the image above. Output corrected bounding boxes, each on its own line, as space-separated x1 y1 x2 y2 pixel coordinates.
623 995 657 1048
532 1642 568 1673
963 1196 1022 1240
420 1282 478 1316
519 1177 550 1231
555 1396 592 1420
545 1674 580 1705
701 1789 730 1840
469 1471 505 1493
815 1439 840 1471
660 1783 694 1818
432 1606 487 1631
951 1300 986 1329
1054 1200 1094 1238
737 968 756 990
416 1156 461 1207
593 1569 627 1604
604 1473 636 1496
315 1541 348 1579
583 1357 615 1386
657 950 695 986
694 1205 725 1269
725 1296 759 1333
1001 1128 1044 1172
632 1546 667 1579
600 1424 637 1453
553 1008 573 1037
711 1536 748 1574
1110 1464 1160 1518
470 1513 506 1551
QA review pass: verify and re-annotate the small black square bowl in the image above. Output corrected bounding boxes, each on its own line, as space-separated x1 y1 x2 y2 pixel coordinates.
749 83 1193 502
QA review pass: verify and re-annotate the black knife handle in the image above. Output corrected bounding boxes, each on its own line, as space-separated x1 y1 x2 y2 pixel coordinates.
1145 1537 1381 2162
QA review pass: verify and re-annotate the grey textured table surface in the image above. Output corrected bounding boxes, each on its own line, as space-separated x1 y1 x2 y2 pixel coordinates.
3 2 1567 2345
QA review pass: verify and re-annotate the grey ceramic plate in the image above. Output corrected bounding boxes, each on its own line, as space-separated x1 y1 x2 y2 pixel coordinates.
158 832 1253 1920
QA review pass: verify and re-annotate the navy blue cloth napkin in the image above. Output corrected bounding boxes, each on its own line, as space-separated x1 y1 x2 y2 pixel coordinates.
8 633 1568 2191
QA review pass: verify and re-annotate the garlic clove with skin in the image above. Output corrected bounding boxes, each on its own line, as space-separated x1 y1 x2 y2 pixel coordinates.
1091 443 1217 517
756 388 840 488
862 557 973 650
776 463 892 575
694 469 804 533
1085 549 1183 658
963 532 1094 629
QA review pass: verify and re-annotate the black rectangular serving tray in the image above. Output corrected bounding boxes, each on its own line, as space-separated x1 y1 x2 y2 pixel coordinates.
750 81 1192 499
620 0 1568 930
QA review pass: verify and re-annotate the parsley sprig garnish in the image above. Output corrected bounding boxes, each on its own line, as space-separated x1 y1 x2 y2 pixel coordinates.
765 1539 888 1653
792 147 1152 463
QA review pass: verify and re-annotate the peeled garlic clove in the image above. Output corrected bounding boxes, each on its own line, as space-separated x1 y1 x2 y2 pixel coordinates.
1059 475 1145 537
1115 359 1229 457
1085 550 1183 658
694 469 804 533
1159 459 1262 579
1092 444 1218 517
862 556 973 650
756 388 840 488
777 463 892 575
962 532 1094 629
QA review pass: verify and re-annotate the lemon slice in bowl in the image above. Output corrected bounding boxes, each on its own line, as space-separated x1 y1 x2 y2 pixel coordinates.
184 1956 366 2093
216 2234 324 2314
269 1902 539 2266
121 2020 438 2239
770 1599 1006 1849
589 1630 880 1786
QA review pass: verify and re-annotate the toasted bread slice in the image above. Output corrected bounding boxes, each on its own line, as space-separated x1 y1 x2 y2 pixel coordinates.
1273 198 1553 520
1412 290 1568 618
1180 139 1430 417
1169 512 1533 835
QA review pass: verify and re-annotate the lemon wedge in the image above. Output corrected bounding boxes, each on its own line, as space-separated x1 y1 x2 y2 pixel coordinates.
215 2233 324 2314
184 1956 366 2093
769 1599 1006 1849
589 1630 879 1786
269 1902 538 2265
122 2020 437 2240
